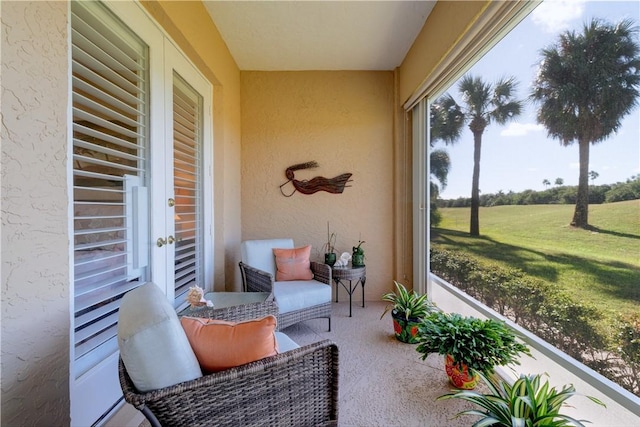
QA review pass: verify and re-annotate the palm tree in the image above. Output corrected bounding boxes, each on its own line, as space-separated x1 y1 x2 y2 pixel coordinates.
542 179 551 188
429 149 450 227
429 95 462 227
431 75 523 236
531 19 640 229
589 170 599 182
430 149 451 199
555 177 564 187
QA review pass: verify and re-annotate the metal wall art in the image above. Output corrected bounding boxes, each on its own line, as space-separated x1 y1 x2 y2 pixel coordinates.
279 161 352 197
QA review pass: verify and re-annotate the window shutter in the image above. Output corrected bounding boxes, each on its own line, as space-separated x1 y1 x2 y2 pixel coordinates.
172 75 204 307
71 1 149 378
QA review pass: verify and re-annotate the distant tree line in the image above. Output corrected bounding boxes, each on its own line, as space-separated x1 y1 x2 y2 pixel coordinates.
437 175 640 208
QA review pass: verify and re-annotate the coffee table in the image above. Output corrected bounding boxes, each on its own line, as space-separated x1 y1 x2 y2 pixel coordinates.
179 291 277 326
203 291 272 309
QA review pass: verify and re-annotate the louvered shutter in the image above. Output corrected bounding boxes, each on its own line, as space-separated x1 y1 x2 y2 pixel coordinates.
172 74 204 307
71 1 149 378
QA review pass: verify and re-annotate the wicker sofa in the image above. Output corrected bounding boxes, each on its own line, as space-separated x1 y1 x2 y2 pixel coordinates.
118 283 339 427
239 238 333 331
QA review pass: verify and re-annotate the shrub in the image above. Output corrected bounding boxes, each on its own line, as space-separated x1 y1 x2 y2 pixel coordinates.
430 201 443 227
536 292 605 361
608 314 640 393
430 247 609 371
605 185 638 203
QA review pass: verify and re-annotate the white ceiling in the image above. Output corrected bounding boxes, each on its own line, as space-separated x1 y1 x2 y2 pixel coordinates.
203 1 436 71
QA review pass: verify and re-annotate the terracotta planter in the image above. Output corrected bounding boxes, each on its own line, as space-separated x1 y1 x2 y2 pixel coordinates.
391 310 421 343
444 354 480 389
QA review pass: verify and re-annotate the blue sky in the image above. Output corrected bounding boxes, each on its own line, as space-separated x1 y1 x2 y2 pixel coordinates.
435 0 640 199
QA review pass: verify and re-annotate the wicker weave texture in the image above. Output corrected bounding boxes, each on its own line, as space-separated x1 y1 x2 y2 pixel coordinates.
119 340 338 426
240 262 274 293
310 261 332 284
277 301 332 330
119 301 339 426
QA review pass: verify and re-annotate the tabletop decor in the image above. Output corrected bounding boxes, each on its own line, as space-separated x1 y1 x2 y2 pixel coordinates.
323 222 337 266
186 285 213 308
352 240 365 267
334 252 351 267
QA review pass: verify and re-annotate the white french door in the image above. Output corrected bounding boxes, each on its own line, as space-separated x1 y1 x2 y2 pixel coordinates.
151 42 213 308
70 1 212 425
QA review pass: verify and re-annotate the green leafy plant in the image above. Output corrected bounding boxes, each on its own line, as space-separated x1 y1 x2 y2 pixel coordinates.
416 311 531 376
438 372 605 426
380 281 434 321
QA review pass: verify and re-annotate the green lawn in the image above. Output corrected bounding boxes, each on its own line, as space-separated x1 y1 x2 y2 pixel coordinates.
431 200 640 320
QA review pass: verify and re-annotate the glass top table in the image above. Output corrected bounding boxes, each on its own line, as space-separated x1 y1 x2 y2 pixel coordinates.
179 292 274 321
203 291 271 309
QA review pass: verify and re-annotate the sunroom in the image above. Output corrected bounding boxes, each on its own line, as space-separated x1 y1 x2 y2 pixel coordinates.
1 1 639 426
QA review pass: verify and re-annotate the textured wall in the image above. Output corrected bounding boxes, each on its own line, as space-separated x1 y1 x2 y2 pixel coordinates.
1 1 71 425
399 0 488 103
241 71 394 300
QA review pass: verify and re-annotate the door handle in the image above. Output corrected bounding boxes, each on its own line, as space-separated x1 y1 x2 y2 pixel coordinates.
167 235 175 245
157 237 167 247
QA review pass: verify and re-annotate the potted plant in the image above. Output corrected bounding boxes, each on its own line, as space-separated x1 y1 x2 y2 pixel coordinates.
416 312 531 389
438 371 605 426
381 281 434 343
352 240 365 267
323 222 337 266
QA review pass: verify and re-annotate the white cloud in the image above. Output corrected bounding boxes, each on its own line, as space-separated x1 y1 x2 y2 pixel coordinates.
500 122 545 137
570 162 580 169
531 0 585 34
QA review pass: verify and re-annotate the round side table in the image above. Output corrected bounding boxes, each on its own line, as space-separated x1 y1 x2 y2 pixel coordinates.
331 264 366 317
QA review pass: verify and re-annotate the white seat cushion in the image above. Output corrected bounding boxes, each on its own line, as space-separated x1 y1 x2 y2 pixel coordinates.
275 332 300 353
241 238 294 276
274 280 332 313
118 282 202 392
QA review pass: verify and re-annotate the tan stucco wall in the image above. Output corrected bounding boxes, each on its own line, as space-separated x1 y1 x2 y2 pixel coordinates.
398 0 488 104
241 71 394 300
1 2 71 425
141 0 243 290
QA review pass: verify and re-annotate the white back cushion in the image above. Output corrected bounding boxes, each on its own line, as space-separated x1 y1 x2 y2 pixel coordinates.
118 282 202 392
241 239 294 276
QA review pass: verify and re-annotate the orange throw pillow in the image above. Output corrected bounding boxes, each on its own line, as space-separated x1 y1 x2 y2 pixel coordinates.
273 245 314 281
180 315 278 373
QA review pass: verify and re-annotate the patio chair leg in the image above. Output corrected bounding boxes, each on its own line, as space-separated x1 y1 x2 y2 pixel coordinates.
141 406 162 427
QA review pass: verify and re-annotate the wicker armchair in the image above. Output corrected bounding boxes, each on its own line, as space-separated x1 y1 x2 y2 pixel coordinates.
239 239 332 330
119 299 339 427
